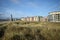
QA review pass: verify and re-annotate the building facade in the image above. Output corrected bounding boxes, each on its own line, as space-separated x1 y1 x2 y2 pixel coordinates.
48 11 60 22
40 17 48 22
21 16 42 22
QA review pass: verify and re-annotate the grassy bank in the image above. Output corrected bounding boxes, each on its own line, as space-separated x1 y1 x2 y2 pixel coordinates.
0 21 60 40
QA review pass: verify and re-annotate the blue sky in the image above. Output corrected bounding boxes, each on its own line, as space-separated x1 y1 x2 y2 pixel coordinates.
0 0 60 18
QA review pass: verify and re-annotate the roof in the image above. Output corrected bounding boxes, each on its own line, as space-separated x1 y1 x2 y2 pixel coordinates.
49 11 60 15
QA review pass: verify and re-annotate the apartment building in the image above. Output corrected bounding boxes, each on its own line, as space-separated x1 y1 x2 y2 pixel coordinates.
40 17 48 22
21 16 42 22
48 11 60 22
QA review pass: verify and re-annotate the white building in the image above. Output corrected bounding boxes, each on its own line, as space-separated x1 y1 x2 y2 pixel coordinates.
48 11 60 22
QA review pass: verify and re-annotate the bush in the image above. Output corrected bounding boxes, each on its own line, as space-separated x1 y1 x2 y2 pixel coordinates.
0 26 7 38
10 35 21 40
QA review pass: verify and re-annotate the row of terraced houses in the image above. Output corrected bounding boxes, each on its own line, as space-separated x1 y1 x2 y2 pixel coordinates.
21 16 48 22
21 11 60 22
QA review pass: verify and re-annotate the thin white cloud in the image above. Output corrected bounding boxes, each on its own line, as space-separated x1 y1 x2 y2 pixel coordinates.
0 12 4 15
10 0 20 4
26 2 39 8
5 8 27 17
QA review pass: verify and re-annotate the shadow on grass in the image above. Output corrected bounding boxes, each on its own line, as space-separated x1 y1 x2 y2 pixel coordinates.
0 26 7 38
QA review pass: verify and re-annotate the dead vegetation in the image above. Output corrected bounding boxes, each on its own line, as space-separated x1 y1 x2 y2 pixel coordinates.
0 21 60 40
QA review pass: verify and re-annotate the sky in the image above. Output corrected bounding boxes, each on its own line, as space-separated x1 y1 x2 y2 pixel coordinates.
0 0 60 18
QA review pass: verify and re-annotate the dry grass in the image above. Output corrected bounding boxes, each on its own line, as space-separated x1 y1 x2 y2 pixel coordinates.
0 21 60 40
